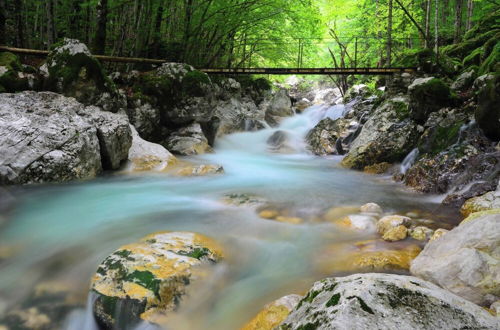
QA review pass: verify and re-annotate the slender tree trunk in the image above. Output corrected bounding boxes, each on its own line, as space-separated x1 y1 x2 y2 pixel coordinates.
466 0 474 31
46 0 56 48
0 0 6 45
94 0 108 55
387 0 393 67
425 0 431 48
454 0 464 43
14 0 25 48
152 0 165 57
435 0 439 56
69 0 81 38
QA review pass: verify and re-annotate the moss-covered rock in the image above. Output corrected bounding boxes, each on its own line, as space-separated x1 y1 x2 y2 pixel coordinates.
395 48 435 72
133 63 215 125
42 39 124 112
408 77 455 124
91 231 223 329
242 295 302 330
280 274 499 329
443 30 499 59
463 47 483 67
0 52 39 92
475 74 500 140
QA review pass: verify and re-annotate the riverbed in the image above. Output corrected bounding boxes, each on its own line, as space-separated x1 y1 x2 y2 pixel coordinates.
0 103 458 329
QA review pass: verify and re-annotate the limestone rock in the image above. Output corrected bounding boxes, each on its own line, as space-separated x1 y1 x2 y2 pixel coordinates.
331 215 377 232
408 77 454 124
79 107 132 170
43 39 124 112
461 184 500 217
341 96 419 170
410 213 500 305
382 225 408 242
451 70 476 91
265 88 293 125
174 164 224 177
165 123 212 156
267 131 294 154
409 226 434 241
343 84 370 103
242 295 301 330
0 91 102 184
127 125 177 172
0 52 39 92
360 203 382 215
91 231 223 329
126 99 161 142
306 118 348 155
429 228 449 241
280 273 499 330
376 215 412 235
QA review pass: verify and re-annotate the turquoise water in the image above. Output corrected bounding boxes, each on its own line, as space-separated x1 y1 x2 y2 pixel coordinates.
0 105 456 329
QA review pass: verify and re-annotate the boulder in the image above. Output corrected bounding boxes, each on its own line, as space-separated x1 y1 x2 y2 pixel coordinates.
165 123 212 156
174 164 224 177
91 231 223 329
0 92 102 184
451 70 476 91
343 84 371 103
265 88 293 125
408 77 455 124
475 74 500 141
376 215 412 235
306 118 349 155
134 63 215 125
280 273 499 330
382 225 408 242
410 213 500 306
242 295 301 330
409 226 434 241
79 107 132 170
341 96 419 170
0 52 39 92
127 126 177 172
126 99 161 142
42 39 124 112
211 96 264 138
330 215 377 232
267 131 294 153
360 203 382 215
461 183 500 217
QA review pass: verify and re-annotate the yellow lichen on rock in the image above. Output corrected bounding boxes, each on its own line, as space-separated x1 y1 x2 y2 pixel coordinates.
382 225 408 242
259 209 280 219
91 231 223 328
364 162 391 174
322 206 360 222
461 209 500 225
317 242 421 273
275 216 303 224
241 295 302 330
174 164 224 176
430 228 449 241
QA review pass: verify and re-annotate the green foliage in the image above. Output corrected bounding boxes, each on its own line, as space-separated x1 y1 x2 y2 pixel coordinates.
182 71 211 97
0 52 21 71
479 43 500 75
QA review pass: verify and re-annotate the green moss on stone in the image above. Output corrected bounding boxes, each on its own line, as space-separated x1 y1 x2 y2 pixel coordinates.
463 48 483 67
0 52 22 71
297 290 321 309
479 42 500 75
325 293 341 308
182 70 211 97
178 247 210 260
297 322 319 330
125 270 161 297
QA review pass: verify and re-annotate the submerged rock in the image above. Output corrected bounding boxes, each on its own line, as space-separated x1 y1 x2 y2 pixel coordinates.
0 92 102 184
165 122 212 156
242 295 301 330
409 226 434 241
91 231 223 329
267 131 294 154
43 39 124 112
410 212 500 306
280 273 499 329
174 164 224 177
376 215 412 236
341 96 418 170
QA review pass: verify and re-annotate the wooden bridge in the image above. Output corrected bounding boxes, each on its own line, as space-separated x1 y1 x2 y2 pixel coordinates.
0 45 416 75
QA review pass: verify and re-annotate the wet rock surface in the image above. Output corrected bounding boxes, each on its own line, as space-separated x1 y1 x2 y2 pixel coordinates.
280 273 499 330
411 212 500 306
91 231 223 329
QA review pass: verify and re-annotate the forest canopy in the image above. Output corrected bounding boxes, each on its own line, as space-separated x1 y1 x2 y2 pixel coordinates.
0 0 499 69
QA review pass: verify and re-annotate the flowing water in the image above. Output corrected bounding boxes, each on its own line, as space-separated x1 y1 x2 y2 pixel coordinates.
0 104 458 330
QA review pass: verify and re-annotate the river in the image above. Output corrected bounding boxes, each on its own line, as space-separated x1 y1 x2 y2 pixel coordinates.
0 103 458 329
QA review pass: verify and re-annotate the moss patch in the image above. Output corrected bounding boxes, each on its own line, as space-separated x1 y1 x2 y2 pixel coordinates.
0 52 21 71
325 293 341 308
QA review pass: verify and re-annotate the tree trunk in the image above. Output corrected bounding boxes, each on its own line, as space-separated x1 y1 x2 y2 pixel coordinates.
152 1 164 57
94 0 108 55
435 0 439 55
46 0 56 48
0 0 6 45
454 0 464 43
14 0 25 48
466 0 474 31
387 0 393 67
69 0 81 38
425 0 431 48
